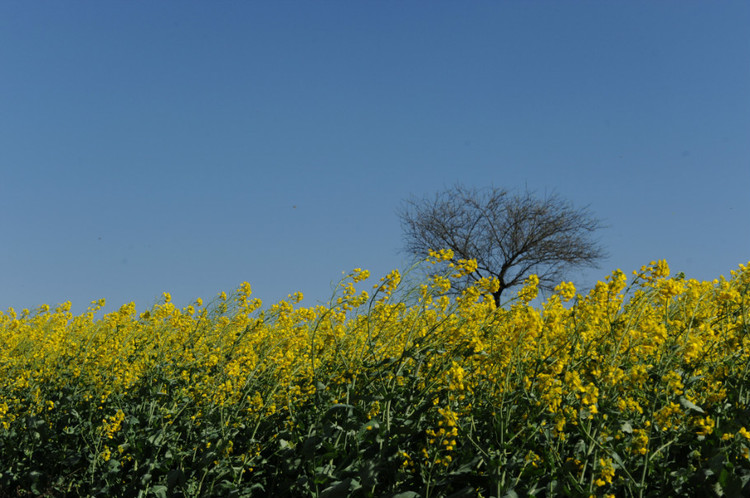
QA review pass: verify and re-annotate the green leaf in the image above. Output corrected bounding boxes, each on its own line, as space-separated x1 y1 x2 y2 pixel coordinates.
449 456 481 476
151 485 168 498
319 478 361 498
719 467 731 487
28 471 45 495
358 420 380 439
446 487 476 498
679 396 705 413
107 459 121 474
147 433 164 445
713 482 723 496
573 438 586 456
610 451 625 468
167 468 185 488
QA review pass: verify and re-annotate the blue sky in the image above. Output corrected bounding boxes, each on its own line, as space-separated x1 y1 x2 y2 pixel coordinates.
2 1 749 314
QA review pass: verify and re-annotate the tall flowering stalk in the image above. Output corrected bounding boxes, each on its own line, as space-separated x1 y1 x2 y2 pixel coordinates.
0 260 748 496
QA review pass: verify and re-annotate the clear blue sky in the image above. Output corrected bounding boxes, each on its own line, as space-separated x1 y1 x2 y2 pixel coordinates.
2 2 749 314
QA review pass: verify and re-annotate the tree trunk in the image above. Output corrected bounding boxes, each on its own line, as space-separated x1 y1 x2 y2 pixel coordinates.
492 289 503 308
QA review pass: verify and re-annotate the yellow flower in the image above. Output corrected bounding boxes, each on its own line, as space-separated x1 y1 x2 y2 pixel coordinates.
581 382 599 406
351 268 370 283
100 445 112 462
517 274 540 302
101 409 126 439
662 371 684 396
428 248 454 263
631 428 649 455
654 402 682 431
524 450 541 468
595 458 615 486
555 281 577 302
694 416 715 437
367 400 381 419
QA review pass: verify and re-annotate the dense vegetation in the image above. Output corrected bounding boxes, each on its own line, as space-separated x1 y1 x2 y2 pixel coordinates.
1 253 749 497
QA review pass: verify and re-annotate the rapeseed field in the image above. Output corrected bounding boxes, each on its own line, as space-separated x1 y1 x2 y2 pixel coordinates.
1 253 749 497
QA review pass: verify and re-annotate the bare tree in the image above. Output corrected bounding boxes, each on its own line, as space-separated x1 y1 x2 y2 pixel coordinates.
399 184 607 306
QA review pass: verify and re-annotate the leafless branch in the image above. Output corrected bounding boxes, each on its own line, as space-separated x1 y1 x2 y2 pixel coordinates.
398 184 607 306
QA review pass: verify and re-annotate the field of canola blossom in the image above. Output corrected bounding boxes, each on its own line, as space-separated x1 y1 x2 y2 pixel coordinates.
1 252 749 497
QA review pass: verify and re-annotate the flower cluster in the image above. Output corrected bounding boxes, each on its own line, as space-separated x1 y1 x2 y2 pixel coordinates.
0 257 748 496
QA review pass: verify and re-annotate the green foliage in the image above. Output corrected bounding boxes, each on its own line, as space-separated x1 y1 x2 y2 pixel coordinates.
1 260 749 496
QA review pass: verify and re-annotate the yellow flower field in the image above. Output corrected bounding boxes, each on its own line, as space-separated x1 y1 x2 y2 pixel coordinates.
1 255 749 497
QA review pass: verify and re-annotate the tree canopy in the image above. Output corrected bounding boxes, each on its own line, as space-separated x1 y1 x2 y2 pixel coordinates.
399 184 607 306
